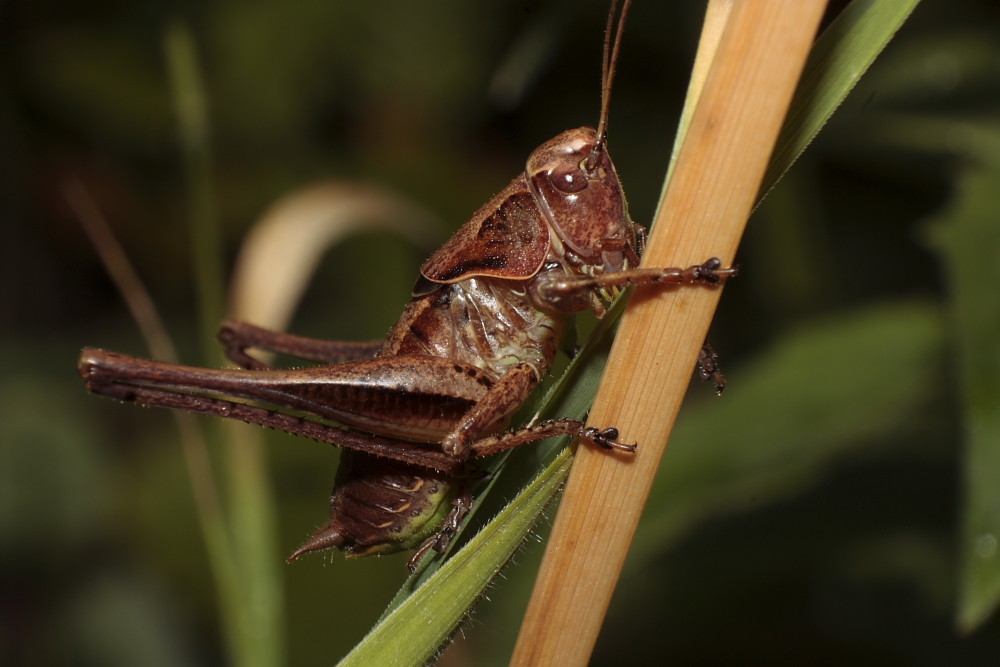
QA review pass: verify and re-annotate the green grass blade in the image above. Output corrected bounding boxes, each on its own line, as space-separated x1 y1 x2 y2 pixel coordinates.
165 22 283 667
762 0 922 197
165 22 225 359
927 126 1000 632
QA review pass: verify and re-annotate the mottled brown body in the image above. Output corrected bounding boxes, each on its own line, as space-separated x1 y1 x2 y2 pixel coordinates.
77 0 736 568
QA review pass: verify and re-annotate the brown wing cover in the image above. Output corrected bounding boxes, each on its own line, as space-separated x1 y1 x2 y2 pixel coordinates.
420 175 550 283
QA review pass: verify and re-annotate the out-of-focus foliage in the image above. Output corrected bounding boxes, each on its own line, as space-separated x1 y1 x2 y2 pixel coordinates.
2 1 999 666
929 123 1000 633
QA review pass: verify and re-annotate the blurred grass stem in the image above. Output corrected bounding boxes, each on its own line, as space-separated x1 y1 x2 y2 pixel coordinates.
165 21 283 667
165 22 224 360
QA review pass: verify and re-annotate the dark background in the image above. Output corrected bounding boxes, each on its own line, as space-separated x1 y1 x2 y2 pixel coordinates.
2 1 1000 665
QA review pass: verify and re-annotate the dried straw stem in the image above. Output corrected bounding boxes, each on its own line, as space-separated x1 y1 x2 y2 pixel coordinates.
511 1 828 664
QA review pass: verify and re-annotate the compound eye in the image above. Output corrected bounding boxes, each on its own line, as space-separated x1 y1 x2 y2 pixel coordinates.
548 165 588 193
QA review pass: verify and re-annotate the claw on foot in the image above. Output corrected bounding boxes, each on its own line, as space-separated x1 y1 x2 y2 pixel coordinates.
581 426 636 453
697 343 727 396
691 257 732 284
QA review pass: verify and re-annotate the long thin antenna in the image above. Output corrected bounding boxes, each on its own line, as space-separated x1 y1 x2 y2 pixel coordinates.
594 0 633 150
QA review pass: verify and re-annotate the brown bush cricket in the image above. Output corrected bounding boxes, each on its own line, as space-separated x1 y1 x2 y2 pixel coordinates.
78 0 735 571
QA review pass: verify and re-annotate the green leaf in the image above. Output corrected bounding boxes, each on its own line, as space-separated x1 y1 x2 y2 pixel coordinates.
632 300 945 564
927 125 1000 632
762 0 922 197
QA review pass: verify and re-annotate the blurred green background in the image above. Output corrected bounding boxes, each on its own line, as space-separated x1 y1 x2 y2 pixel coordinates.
3 0 1000 665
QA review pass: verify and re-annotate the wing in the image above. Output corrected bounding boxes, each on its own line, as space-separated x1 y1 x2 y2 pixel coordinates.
419 174 550 285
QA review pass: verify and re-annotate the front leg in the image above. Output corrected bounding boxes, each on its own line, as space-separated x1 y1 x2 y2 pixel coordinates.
536 257 737 314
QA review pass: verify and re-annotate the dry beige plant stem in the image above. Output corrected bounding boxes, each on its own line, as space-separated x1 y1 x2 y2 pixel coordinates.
510 2 828 665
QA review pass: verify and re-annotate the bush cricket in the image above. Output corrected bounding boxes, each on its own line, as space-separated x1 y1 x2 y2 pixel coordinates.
78 0 736 571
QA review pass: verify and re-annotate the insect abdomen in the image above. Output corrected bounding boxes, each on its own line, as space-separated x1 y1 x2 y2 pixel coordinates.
288 452 457 561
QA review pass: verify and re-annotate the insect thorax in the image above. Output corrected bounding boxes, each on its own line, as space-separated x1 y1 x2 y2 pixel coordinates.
385 277 565 383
